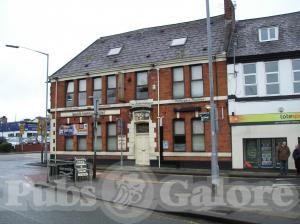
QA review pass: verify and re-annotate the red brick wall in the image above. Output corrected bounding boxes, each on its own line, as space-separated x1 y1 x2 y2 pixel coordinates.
51 61 231 161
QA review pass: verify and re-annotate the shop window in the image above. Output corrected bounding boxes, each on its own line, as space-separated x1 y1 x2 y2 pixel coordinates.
78 79 87 106
65 137 73 151
93 77 102 104
107 75 116 104
292 59 300 93
243 63 257 96
78 136 87 151
136 71 148 100
107 123 117 151
66 81 74 107
173 67 184 99
191 65 203 97
243 138 286 169
192 119 204 151
94 123 102 151
265 61 279 95
173 120 185 151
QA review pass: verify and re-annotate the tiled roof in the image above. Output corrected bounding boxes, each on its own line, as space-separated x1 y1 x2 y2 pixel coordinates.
51 15 226 78
229 11 300 58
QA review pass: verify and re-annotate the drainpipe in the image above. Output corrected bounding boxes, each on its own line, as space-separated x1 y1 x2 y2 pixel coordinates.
156 67 161 168
55 77 58 163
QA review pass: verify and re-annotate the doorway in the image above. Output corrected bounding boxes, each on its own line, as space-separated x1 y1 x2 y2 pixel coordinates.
135 122 150 166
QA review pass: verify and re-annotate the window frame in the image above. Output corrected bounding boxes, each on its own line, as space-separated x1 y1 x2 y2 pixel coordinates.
190 65 203 97
191 119 205 152
173 119 186 152
65 136 73 151
94 123 102 151
172 67 185 99
77 135 87 151
258 27 279 42
107 75 116 104
66 81 74 107
136 71 149 100
107 122 117 151
93 77 102 104
78 79 87 106
292 59 300 93
243 63 258 96
265 61 280 95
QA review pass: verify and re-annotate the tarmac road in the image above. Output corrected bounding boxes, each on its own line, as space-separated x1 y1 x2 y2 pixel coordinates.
0 153 219 224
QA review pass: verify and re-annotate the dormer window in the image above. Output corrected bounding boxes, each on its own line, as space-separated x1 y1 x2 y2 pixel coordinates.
107 47 122 56
259 27 278 42
170 37 187 46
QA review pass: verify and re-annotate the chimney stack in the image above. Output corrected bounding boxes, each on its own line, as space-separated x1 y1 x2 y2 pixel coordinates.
224 0 235 21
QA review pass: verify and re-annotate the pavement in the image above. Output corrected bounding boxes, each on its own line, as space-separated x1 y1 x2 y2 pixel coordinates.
33 164 300 224
96 164 300 178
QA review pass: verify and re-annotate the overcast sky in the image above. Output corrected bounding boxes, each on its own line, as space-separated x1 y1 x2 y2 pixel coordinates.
0 0 300 122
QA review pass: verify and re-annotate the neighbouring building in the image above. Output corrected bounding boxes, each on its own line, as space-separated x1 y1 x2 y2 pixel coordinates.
227 12 300 170
49 0 235 168
0 117 49 143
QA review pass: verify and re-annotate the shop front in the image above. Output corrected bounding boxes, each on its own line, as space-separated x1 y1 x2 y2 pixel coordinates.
230 112 300 170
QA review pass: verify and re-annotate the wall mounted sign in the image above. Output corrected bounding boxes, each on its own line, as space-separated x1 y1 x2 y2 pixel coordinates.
61 111 94 117
59 124 88 136
230 112 300 124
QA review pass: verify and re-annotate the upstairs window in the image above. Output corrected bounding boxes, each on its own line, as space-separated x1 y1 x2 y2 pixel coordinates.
171 37 187 46
265 61 279 95
259 27 278 42
78 79 86 106
243 63 257 96
191 65 203 97
292 59 300 93
107 47 122 56
136 71 148 100
78 136 87 151
93 77 102 104
66 81 74 107
173 120 185 152
107 75 116 104
173 67 184 98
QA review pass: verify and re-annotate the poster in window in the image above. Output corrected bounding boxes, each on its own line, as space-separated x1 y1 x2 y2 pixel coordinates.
261 139 273 167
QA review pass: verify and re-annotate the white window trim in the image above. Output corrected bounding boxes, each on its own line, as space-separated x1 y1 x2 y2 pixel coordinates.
243 63 257 96
293 59 300 93
258 27 279 42
265 61 280 95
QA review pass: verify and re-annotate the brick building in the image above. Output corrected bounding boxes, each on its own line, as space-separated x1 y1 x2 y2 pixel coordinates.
49 0 235 168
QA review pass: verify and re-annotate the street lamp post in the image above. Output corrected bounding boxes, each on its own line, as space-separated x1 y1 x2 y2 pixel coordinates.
6 45 49 166
205 0 220 196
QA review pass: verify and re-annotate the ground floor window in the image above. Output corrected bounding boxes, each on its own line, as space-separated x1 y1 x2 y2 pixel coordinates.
78 136 87 151
65 137 73 151
107 123 117 151
173 120 185 152
192 119 205 151
94 123 102 151
243 138 286 168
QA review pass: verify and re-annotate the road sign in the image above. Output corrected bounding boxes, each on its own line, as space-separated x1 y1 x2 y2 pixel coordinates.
200 112 210 122
19 123 25 135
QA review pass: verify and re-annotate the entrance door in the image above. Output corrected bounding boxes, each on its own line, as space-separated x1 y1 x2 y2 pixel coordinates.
135 123 150 166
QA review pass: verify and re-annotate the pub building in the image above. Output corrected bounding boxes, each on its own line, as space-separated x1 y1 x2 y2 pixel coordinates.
49 0 235 169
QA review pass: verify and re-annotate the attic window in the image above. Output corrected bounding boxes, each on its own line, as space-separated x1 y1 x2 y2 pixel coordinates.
170 37 187 46
259 27 278 42
107 47 122 56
